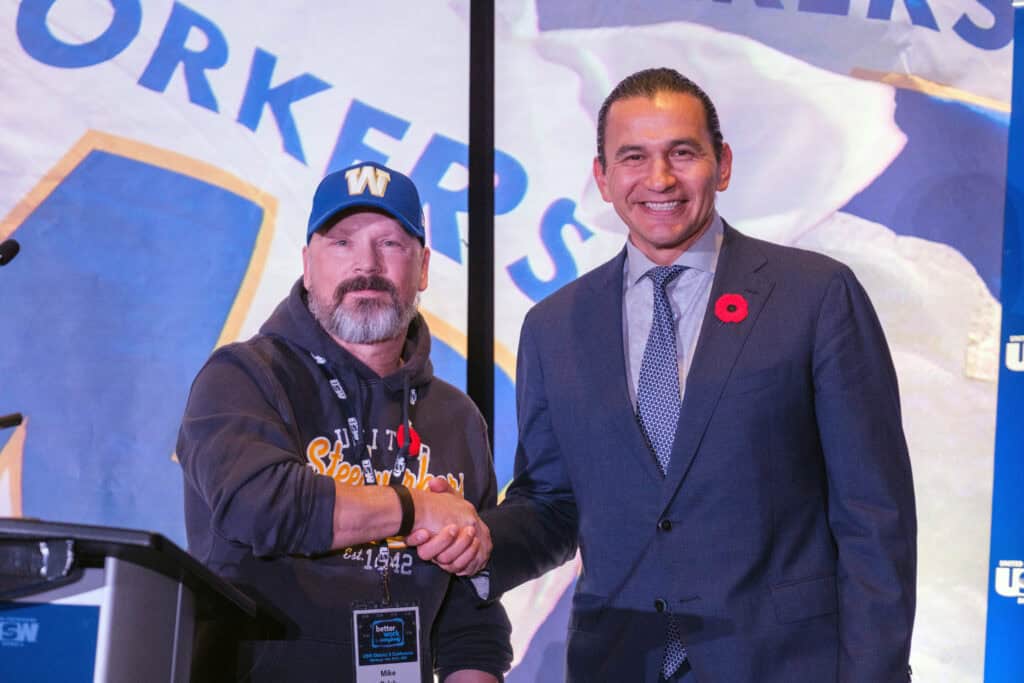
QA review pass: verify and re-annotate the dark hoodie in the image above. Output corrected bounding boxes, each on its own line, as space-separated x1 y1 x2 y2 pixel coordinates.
177 279 512 682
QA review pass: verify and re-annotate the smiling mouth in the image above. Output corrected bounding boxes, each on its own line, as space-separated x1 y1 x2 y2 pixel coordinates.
640 200 684 211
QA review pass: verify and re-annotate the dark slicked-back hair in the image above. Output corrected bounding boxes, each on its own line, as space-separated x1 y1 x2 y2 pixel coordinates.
596 67 724 170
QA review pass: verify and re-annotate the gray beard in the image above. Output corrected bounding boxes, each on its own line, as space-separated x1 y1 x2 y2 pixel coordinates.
309 288 420 344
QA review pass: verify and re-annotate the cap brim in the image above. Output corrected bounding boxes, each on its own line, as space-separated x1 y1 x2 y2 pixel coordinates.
307 200 424 244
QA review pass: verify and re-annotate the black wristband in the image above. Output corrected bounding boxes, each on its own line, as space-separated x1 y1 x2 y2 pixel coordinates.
392 484 415 537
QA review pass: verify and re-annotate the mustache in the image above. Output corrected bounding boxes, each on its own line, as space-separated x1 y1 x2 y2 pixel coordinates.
333 275 398 302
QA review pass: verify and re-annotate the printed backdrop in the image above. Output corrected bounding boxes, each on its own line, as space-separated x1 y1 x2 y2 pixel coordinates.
0 1 1016 681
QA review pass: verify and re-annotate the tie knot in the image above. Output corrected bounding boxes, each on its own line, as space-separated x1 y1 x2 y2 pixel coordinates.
645 265 686 290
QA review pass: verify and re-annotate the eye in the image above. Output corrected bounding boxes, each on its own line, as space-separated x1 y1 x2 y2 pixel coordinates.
672 148 696 159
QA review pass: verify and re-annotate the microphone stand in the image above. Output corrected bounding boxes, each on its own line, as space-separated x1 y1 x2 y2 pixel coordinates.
1 240 23 429
0 238 18 266
0 413 24 430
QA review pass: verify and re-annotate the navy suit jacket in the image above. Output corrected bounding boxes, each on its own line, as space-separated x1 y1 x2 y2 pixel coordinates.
484 224 916 682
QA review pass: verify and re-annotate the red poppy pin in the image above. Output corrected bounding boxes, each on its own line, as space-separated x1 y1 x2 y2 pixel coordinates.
714 293 748 323
396 424 421 456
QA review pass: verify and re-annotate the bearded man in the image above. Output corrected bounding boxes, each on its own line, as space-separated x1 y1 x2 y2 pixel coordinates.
176 161 511 683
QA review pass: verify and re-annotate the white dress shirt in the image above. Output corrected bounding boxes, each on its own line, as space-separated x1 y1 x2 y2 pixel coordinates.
622 213 724 408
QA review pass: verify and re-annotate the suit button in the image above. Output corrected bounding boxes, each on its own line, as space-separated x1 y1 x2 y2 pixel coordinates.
658 519 672 531
654 598 667 613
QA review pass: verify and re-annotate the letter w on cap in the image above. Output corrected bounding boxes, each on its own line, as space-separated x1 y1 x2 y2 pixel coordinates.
345 165 391 197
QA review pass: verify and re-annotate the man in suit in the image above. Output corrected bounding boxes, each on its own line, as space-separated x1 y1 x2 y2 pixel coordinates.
418 67 917 681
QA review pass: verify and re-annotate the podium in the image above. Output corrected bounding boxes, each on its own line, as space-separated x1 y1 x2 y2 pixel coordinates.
0 518 259 682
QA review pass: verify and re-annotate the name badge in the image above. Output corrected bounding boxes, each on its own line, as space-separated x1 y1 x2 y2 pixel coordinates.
352 604 420 683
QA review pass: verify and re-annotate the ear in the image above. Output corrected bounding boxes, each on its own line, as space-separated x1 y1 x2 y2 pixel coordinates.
418 246 430 291
593 156 612 202
717 142 733 192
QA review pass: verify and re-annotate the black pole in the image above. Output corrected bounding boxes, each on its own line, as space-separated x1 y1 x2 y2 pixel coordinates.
467 0 495 447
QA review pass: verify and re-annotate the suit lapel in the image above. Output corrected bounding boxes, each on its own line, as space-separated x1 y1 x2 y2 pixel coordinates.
574 250 664 482
660 225 775 507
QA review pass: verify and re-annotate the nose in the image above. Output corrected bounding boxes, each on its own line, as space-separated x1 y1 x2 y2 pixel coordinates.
646 156 676 192
351 240 382 274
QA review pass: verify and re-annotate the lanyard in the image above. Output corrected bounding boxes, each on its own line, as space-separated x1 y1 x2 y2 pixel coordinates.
310 351 418 603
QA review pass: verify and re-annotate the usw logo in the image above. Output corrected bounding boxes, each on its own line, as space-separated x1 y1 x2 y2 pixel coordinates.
994 560 1024 604
1007 335 1024 372
0 617 39 646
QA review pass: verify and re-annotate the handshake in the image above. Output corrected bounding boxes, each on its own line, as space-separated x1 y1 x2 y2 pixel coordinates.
402 478 492 577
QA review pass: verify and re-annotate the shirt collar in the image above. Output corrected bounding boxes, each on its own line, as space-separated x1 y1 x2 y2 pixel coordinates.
625 212 724 287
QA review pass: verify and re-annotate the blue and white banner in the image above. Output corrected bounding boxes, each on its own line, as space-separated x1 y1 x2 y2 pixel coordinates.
985 4 1024 681
0 2 1011 680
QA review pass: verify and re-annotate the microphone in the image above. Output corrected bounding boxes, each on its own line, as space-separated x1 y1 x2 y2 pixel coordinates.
0 239 19 266
0 413 23 429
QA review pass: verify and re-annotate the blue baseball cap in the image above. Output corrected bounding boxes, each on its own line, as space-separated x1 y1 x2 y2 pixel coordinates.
306 161 426 244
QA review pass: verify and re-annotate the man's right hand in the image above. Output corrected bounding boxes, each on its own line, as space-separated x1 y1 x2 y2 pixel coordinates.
331 477 491 575
406 478 492 576
409 478 481 534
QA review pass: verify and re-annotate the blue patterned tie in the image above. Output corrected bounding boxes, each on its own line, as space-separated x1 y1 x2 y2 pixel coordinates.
662 611 688 679
635 265 689 679
636 265 685 474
